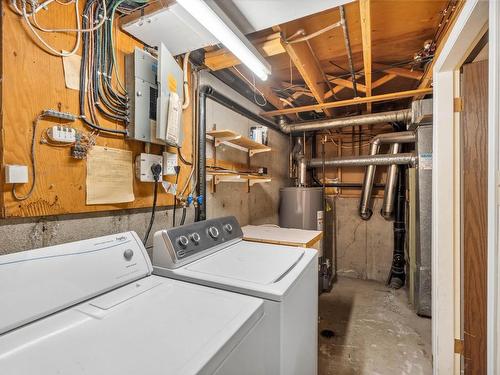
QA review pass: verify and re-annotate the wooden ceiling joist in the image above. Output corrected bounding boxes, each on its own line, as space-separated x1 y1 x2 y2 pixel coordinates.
373 63 423 81
372 74 397 89
359 0 372 111
329 77 367 93
261 87 433 117
274 25 334 116
205 32 285 71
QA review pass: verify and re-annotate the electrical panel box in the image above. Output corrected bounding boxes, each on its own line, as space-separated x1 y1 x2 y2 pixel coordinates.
135 153 163 182
125 45 183 147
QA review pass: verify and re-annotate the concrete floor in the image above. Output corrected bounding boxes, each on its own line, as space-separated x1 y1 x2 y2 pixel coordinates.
318 277 432 375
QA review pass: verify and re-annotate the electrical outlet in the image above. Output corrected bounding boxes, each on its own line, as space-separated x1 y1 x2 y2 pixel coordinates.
48 125 76 143
135 153 163 182
5 165 29 184
162 151 178 176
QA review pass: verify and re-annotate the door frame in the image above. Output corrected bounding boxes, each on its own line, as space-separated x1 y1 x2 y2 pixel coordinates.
433 0 499 373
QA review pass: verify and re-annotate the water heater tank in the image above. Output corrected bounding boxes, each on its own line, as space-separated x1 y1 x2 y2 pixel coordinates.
279 187 323 230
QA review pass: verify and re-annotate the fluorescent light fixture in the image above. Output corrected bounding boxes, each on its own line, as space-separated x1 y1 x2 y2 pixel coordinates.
176 0 271 81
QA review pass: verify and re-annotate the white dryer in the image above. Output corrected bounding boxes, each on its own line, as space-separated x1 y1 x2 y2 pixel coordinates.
153 216 319 375
0 231 269 375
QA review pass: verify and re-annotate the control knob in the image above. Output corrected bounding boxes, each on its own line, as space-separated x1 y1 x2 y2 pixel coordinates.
190 232 201 244
208 226 220 239
177 235 189 247
223 223 233 233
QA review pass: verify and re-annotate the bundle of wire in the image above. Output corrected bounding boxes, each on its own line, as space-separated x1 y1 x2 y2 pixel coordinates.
10 0 148 135
79 0 147 135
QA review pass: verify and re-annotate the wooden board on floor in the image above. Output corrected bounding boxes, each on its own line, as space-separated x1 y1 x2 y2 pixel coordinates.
0 2 193 217
462 60 488 374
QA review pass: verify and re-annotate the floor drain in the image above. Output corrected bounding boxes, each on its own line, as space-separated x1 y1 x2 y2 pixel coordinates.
320 329 335 339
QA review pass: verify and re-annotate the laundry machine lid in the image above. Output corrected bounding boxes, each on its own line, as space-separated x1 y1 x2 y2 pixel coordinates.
185 240 305 285
0 275 264 375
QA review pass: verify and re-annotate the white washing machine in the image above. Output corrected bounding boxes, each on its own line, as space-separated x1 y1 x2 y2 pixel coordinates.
153 216 319 375
0 231 269 375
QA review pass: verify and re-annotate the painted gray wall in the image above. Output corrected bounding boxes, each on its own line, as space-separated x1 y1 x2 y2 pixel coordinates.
334 197 394 283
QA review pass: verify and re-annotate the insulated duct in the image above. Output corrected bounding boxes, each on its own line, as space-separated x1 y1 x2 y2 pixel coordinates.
359 131 416 220
381 143 401 220
279 109 411 134
308 153 416 168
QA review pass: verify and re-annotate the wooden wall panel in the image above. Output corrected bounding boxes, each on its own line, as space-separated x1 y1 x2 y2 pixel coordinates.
0 1 193 217
462 60 488 375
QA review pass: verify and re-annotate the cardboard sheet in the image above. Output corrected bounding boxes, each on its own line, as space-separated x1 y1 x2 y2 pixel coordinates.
86 146 134 205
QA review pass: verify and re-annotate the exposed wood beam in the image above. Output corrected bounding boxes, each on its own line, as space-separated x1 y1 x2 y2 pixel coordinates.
205 32 285 71
261 88 433 117
274 25 334 116
324 74 364 99
359 0 372 111
372 74 397 89
373 63 423 80
330 77 367 93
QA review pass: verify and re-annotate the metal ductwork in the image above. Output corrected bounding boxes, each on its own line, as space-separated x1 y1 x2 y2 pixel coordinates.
381 143 401 220
308 153 416 168
359 131 416 220
279 109 411 134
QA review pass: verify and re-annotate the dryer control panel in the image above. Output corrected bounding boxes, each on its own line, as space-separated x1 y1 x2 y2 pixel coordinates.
153 216 243 269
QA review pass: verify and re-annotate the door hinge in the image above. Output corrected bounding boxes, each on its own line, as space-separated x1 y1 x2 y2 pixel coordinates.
454 339 464 354
454 97 464 113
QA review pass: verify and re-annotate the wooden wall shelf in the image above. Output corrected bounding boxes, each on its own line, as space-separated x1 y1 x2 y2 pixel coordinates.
207 129 271 157
206 170 271 189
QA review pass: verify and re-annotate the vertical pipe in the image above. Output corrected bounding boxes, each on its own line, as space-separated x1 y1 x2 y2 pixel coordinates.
359 142 380 220
387 165 407 288
195 87 207 222
381 143 401 220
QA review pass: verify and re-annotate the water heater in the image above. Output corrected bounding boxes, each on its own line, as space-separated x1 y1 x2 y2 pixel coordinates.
279 187 323 231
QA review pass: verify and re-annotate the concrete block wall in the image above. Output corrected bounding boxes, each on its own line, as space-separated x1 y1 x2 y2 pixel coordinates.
334 197 394 283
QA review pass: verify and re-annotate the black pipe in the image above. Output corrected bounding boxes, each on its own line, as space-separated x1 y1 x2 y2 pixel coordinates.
387 164 407 288
195 87 208 222
205 88 281 132
195 85 282 222
312 182 386 189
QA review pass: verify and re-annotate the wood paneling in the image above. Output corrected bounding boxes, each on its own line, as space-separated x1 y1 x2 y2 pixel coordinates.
462 60 488 375
0 2 193 217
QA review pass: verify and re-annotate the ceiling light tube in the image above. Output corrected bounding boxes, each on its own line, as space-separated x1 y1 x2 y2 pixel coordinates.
176 0 271 81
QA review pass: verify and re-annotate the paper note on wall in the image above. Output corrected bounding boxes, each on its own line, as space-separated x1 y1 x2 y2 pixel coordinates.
62 53 83 91
86 146 134 205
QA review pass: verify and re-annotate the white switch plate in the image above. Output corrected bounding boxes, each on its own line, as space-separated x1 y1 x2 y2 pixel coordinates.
135 153 163 182
162 151 178 176
5 165 29 184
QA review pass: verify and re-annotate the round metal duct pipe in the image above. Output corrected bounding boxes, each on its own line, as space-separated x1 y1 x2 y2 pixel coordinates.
307 153 416 168
279 109 411 134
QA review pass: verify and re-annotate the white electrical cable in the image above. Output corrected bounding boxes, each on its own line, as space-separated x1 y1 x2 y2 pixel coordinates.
16 0 108 57
181 51 191 110
233 65 267 107
21 0 81 57
31 0 107 33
